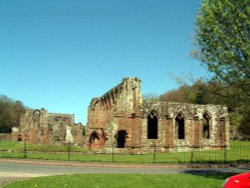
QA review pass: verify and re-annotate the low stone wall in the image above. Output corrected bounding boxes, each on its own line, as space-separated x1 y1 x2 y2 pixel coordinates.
94 144 229 155
0 133 12 141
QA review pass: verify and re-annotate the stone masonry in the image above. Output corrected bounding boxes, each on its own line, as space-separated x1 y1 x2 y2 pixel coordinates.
12 108 84 145
86 77 230 153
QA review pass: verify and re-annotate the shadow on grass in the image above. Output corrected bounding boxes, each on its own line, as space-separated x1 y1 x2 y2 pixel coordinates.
182 169 239 180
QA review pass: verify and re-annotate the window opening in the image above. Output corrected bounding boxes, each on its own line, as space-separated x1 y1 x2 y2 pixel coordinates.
203 113 210 139
147 111 158 139
176 113 185 139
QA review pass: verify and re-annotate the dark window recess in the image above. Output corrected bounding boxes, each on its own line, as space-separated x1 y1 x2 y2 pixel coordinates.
203 113 210 139
176 113 185 139
117 130 127 148
17 135 22 141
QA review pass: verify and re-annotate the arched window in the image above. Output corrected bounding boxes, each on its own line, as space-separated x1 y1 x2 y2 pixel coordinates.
203 112 210 139
175 112 185 139
147 111 158 139
32 110 41 122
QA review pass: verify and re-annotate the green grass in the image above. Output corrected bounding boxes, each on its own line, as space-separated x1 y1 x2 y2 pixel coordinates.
3 173 229 188
230 141 250 146
1 141 250 163
0 141 23 150
0 141 87 152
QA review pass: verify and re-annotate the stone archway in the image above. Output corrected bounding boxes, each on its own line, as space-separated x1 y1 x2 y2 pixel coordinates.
89 131 103 149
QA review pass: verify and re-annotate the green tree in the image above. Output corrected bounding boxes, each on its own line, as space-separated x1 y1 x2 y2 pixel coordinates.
0 95 25 133
238 113 250 140
193 0 250 140
193 0 250 104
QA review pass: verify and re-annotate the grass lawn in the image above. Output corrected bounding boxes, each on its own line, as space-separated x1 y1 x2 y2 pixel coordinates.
0 141 87 152
1 141 250 163
3 174 228 188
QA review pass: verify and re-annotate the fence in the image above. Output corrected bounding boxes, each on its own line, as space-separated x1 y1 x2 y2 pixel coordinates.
0 139 249 164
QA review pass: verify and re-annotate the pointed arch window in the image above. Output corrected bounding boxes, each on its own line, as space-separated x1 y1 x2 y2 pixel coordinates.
147 111 158 139
175 112 185 139
203 112 210 139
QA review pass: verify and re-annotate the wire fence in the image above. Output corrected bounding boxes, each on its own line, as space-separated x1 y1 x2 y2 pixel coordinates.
0 139 249 164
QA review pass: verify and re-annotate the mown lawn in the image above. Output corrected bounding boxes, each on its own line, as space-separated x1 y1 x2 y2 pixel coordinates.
1 141 250 163
0 141 87 152
3 174 228 188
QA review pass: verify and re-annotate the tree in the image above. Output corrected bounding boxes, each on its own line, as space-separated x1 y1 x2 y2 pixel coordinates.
143 92 160 102
193 0 250 104
238 114 250 140
160 85 193 103
0 95 25 133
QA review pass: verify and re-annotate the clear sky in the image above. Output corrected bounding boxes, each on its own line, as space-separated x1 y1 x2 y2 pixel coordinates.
0 0 208 124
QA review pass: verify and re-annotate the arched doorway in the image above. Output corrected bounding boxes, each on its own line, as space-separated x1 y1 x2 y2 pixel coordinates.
116 130 127 148
89 132 100 149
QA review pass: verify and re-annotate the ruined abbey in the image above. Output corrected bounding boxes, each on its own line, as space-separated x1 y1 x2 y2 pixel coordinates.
12 108 83 145
8 77 230 153
86 77 230 153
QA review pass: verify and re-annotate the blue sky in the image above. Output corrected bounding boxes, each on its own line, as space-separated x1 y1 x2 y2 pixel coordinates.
0 0 208 124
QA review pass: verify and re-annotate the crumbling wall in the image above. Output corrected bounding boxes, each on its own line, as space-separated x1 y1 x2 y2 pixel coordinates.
13 108 84 145
86 77 143 149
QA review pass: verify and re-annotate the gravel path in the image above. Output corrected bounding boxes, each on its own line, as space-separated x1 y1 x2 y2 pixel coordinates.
0 172 47 187
0 177 29 188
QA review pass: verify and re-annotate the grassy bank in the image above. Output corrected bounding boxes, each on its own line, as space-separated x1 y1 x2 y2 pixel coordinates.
3 173 229 188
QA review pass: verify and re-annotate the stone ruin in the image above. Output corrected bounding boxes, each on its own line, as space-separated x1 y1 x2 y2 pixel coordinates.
86 77 230 153
12 108 84 145
7 77 230 152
